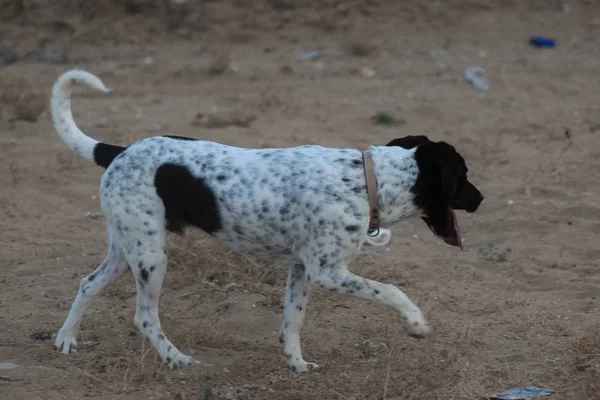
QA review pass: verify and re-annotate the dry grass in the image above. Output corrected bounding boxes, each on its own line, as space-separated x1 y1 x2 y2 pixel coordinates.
0 73 45 122
570 334 600 373
563 333 600 397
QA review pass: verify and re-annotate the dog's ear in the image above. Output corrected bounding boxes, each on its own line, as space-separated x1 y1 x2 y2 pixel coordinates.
416 142 460 197
432 142 460 196
391 137 462 196
386 135 431 149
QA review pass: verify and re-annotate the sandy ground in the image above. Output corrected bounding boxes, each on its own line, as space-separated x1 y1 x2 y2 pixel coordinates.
1 1 600 399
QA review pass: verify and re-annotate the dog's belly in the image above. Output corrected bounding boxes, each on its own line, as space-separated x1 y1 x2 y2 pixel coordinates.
186 225 299 263
222 240 298 263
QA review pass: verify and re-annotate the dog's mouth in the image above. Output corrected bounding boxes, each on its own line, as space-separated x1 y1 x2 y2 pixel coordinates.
421 207 463 250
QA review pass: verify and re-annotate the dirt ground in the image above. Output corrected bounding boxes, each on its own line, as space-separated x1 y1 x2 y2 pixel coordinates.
1 1 600 399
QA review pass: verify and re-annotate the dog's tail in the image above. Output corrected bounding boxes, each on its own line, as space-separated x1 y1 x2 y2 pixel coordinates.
50 69 126 169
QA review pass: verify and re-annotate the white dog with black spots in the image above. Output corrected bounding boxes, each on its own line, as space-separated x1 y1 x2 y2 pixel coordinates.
51 70 483 373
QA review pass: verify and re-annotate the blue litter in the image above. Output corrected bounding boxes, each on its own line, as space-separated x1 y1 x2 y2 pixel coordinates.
489 386 553 399
297 49 337 61
297 50 325 61
530 36 556 48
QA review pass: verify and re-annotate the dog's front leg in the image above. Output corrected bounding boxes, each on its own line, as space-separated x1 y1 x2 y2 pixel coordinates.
279 264 318 373
309 265 430 337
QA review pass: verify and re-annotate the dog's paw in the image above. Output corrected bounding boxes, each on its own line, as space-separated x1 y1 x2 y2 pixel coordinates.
166 353 201 370
406 320 431 338
55 329 78 354
288 359 320 373
403 309 431 338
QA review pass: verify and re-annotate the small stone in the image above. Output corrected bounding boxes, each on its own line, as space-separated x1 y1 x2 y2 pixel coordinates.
360 67 376 79
84 211 103 220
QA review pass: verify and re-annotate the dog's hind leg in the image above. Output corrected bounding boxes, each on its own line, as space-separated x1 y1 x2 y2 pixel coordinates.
118 226 200 370
55 231 129 354
278 264 318 373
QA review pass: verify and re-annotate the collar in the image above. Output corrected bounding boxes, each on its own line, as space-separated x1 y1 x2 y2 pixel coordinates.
362 151 380 237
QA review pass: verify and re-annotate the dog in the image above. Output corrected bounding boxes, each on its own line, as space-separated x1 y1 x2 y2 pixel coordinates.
51 70 483 373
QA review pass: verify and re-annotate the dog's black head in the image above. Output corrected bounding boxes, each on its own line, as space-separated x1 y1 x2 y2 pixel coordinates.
387 135 484 249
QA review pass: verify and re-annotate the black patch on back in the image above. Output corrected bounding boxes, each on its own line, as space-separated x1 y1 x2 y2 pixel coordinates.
163 135 198 141
93 143 126 169
155 163 222 234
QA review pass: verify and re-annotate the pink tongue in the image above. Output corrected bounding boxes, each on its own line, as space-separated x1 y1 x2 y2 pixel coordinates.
450 208 464 251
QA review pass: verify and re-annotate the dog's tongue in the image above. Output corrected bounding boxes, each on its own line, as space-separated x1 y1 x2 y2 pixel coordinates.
444 208 463 250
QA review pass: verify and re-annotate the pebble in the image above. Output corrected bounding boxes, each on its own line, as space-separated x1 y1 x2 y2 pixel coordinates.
361 67 376 79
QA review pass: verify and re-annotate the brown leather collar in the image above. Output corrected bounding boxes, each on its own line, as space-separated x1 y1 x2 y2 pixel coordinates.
362 151 380 237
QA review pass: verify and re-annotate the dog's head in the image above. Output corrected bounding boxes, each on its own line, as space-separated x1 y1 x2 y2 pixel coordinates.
386 135 483 249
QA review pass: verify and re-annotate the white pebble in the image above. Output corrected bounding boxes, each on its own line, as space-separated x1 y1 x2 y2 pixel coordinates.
507 200 514 205
360 67 376 79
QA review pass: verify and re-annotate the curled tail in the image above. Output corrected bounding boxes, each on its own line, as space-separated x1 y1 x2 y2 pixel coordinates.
50 69 125 168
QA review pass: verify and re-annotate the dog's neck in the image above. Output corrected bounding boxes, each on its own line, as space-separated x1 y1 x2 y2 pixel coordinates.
367 146 420 225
